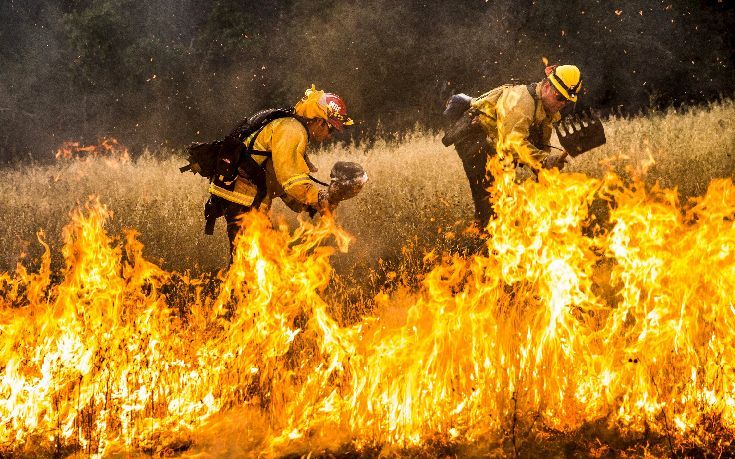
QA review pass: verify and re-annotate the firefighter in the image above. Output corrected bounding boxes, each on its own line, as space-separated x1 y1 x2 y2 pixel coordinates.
447 64 582 229
205 85 354 256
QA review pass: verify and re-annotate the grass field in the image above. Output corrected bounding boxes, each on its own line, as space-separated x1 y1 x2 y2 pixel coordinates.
1 100 732 278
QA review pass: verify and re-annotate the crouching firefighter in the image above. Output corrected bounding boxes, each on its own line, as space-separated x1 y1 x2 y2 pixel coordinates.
441 64 584 230
181 85 365 260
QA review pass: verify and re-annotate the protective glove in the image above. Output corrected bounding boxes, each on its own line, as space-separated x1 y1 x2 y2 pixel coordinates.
316 189 339 215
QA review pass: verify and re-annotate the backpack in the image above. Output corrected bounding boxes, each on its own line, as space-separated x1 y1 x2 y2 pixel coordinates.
179 108 296 180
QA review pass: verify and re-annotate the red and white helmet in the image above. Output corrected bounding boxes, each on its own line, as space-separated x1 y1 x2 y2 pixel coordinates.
295 85 354 131
323 93 354 131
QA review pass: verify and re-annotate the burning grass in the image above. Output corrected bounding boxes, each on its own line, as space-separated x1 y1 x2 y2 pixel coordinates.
0 100 734 457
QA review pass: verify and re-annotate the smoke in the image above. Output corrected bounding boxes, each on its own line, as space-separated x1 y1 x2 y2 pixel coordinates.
0 0 733 162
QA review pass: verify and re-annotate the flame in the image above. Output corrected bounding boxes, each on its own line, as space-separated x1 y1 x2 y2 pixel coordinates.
55 138 131 165
1 165 735 455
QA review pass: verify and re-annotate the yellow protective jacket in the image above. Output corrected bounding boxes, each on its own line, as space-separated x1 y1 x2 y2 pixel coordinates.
208 117 320 210
470 83 561 170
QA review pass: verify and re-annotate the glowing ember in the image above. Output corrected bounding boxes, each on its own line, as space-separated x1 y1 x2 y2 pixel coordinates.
1 165 734 456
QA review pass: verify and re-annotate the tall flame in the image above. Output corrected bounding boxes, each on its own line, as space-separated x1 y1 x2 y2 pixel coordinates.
1 165 734 456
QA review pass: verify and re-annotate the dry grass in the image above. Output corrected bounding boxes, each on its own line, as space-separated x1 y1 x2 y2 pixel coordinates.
0 156 223 272
567 100 735 194
0 100 733 280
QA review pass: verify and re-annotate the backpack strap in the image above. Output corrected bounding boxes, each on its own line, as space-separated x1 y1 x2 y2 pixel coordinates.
527 82 563 149
244 111 332 188
235 108 304 207
219 108 327 207
525 84 545 150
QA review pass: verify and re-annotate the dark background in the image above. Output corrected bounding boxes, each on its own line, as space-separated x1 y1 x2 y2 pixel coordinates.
1 0 733 162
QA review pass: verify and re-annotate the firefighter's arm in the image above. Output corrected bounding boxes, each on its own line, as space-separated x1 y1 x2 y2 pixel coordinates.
469 98 494 134
281 195 307 213
496 94 546 171
270 119 322 208
271 118 336 214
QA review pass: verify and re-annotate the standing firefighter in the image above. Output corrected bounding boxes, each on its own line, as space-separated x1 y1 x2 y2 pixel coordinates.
182 85 367 259
442 65 583 229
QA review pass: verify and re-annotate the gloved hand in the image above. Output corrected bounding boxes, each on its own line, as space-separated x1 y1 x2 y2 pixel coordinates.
316 189 339 215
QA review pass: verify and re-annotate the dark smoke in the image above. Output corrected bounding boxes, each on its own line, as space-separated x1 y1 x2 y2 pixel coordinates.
0 0 733 162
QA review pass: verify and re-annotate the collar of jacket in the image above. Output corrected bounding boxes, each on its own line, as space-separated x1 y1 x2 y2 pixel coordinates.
292 114 314 142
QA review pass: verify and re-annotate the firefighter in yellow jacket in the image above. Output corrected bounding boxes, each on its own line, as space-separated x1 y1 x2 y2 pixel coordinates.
448 64 582 229
206 85 354 255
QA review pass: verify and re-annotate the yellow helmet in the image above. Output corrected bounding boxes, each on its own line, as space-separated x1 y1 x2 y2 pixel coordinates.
545 65 582 102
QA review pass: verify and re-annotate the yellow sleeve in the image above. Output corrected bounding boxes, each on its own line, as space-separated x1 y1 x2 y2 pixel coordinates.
495 89 545 170
281 194 308 213
270 118 320 206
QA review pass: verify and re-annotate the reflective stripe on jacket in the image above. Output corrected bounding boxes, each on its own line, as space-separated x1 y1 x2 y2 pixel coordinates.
470 83 560 170
209 117 320 209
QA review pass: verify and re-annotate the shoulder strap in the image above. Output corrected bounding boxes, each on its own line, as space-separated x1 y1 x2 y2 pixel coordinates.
228 108 292 138
476 84 512 101
241 108 302 156
526 83 541 120
525 83 548 150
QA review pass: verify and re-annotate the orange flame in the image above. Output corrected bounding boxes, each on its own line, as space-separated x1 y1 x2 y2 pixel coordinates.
1 167 735 455
55 138 131 165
